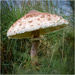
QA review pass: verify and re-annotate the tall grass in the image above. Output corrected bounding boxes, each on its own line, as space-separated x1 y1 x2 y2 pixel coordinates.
1 0 74 74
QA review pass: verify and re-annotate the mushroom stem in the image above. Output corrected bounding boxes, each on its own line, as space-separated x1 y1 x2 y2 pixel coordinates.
31 30 39 65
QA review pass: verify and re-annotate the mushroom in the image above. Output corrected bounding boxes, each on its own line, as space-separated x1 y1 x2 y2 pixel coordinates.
7 10 69 64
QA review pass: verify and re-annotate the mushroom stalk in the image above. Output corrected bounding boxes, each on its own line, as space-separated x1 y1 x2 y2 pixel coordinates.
31 30 39 64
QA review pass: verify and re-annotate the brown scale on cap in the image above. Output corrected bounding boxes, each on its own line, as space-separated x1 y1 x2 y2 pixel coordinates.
41 14 45 18
40 21 42 22
28 21 33 23
47 14 50 17
53 22 55 23
18 20 21 22
11 21 18 28
33 14 38 17
26 15 33 18
37 19 40 21
48 18 51 21
22 27 25 29
37 24 40 25
30 25 33 26
19 23 22 26
14 31 15 33
12 24 15 27
23 15 26 19
53 14 56 17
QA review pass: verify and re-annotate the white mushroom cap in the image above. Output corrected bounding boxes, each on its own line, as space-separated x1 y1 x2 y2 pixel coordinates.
7 10 69 39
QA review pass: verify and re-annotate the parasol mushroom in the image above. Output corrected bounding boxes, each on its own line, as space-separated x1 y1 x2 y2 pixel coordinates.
7 10 69 64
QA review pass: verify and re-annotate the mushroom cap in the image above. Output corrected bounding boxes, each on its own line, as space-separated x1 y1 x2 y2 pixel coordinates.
7 10 69 39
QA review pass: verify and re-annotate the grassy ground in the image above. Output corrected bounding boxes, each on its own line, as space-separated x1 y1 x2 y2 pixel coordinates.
1 1 74 74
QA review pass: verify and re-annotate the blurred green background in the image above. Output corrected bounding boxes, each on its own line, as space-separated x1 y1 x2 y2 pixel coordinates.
1 0 74 74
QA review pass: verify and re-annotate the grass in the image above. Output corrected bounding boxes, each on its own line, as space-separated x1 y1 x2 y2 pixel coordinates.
1 1 74 74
